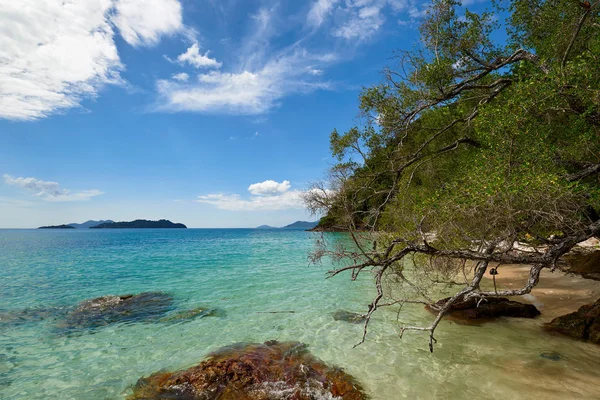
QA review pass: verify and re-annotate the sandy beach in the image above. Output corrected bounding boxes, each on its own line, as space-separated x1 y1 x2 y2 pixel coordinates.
483 263 600 320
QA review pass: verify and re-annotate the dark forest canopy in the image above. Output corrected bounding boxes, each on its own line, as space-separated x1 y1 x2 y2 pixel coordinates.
90 220 187 229
38 224 76 229
304 0 600 350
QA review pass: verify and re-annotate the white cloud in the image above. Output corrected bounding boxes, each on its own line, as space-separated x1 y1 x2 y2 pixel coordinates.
0 0 122 121
176 43 222 69
308 0 418 41
307 0 339 27
3 174 103 202
156 49 332 114
332 4 386 40
155 5 337 115
197 191 303 211
197 179 304 211
157 70 268 114
0 0 185 121
172 72 189 82
112 0 183 47
248 180 291 195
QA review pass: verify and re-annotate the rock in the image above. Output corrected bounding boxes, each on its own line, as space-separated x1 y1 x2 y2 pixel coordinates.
426 296 541 321
0 353 17 385
563 250 600 281
0 307 65 328
582 272 600 281
332 310 367 324
58 292 174 332
540 352 562 361
159 307 226 323
128 340 366 400
545 298 600 344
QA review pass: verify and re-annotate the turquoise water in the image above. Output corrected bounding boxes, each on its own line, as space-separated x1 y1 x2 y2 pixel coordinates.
1 229 600 399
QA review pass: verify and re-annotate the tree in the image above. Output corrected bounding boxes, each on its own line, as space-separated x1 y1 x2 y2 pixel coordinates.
304 0 600 351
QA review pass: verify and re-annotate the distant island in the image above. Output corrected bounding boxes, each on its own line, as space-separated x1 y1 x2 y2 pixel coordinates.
256 225 277 229
90 219 187 229
255 221 318 230
38 224 76 229
68 220 114 229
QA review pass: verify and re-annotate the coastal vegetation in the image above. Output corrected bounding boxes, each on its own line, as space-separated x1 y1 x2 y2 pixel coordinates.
305 0 600 350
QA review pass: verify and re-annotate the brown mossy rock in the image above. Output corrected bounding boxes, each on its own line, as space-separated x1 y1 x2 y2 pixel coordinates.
426 296 541 321
58 292 174 333
128 340 367 400
545 298 600 344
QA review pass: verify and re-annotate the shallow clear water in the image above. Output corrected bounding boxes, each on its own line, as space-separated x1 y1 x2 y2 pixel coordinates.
1 229 599 399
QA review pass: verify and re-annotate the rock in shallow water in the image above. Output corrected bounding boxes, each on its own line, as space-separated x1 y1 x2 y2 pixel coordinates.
0 307 65 328
158 307 226 323
540 352 562 361
426 296 541 321
128 340 366 400
545 298 600 344
57 292 174 333
332 310 367 324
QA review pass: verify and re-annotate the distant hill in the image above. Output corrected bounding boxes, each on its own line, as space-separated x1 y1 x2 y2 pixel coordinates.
38 224 75 229
282 221 318 229
256 225 278 229
90 219 187 229
255 221 318 230
68 220 114 229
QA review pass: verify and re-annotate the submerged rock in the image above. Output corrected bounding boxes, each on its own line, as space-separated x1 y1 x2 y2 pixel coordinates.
332 310 367 324
0 353 17 388
426 296 541 321
159 306 226 323
58 292 174 332
129 340 366 400
540 352 562 361
0 307 65 328
544 298 600 344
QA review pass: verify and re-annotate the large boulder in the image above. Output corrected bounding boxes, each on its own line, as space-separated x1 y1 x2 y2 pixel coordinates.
545 298 600 344
57 292 174 332
563 249 600 280
128 340 366 400
426 296 541 321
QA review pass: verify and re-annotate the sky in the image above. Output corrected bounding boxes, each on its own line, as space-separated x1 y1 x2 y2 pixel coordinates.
0 0 487 228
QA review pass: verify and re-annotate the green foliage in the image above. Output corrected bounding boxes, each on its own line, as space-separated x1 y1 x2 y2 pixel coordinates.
314 0 600 248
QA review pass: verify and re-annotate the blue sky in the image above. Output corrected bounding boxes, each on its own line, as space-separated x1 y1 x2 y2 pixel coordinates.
0 0 486 228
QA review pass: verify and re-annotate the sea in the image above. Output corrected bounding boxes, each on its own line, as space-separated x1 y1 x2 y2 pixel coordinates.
1 228 600 399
